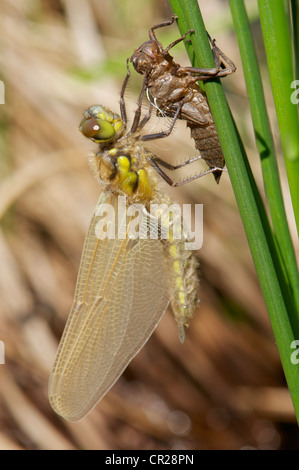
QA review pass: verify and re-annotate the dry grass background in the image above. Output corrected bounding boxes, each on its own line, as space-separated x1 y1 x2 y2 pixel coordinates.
0 0 298 450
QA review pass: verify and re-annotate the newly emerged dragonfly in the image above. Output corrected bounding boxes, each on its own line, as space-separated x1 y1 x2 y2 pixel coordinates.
129 16 236 182
48 74 221 421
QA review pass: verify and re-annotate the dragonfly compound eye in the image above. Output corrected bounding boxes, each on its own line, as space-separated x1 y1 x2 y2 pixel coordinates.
79 117 116 142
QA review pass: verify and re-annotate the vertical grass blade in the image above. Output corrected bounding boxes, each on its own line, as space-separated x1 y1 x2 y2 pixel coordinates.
290 0 299 78
168 0 299 422
228 0 299 336
257 0 299 233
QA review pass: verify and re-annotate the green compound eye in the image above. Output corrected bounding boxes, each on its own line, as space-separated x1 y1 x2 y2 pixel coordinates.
88 105 105 118
79 117 116 142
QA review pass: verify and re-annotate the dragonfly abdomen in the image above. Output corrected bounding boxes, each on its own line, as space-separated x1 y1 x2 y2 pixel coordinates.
188 120 224 183
168 238 199 343
155 199 199 343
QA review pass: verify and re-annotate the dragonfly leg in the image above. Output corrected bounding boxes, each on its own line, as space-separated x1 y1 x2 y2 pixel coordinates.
174 33 236 79
150 154 207 171
119 58 131 125
209 34 236 77
147 16 235 80
148 15 194 56
129 77 148 133
149 157 226 187
138 103 153 130
163 29 194 55
148 15 178 43
121 55 159 132
148 16 195 57
177 64 221 78
141 99 185 142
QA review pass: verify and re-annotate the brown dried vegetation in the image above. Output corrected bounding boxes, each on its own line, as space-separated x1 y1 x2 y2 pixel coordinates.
0 0 298 450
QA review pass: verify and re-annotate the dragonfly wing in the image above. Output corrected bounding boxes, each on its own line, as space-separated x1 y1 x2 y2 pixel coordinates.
49 193 171 421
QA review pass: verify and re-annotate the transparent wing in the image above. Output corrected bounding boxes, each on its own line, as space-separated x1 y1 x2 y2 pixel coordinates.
49 192 171 422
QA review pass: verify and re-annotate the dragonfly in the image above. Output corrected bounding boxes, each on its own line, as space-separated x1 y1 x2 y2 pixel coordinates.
48 76 208 422
128 16 236 183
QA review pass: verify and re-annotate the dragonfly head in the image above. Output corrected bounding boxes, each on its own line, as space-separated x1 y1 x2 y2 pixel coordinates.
130 40 161 74
79 105 124 143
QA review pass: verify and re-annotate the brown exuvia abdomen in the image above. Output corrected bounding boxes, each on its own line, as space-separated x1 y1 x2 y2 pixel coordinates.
188 119 224 183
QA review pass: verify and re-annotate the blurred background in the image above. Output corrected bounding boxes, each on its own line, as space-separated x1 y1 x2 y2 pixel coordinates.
0 0 298 450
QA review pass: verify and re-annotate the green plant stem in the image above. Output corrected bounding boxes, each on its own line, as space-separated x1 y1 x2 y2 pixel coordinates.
168 0 299 422
228 0 299 338
257 0 299 233
290 0 299 79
